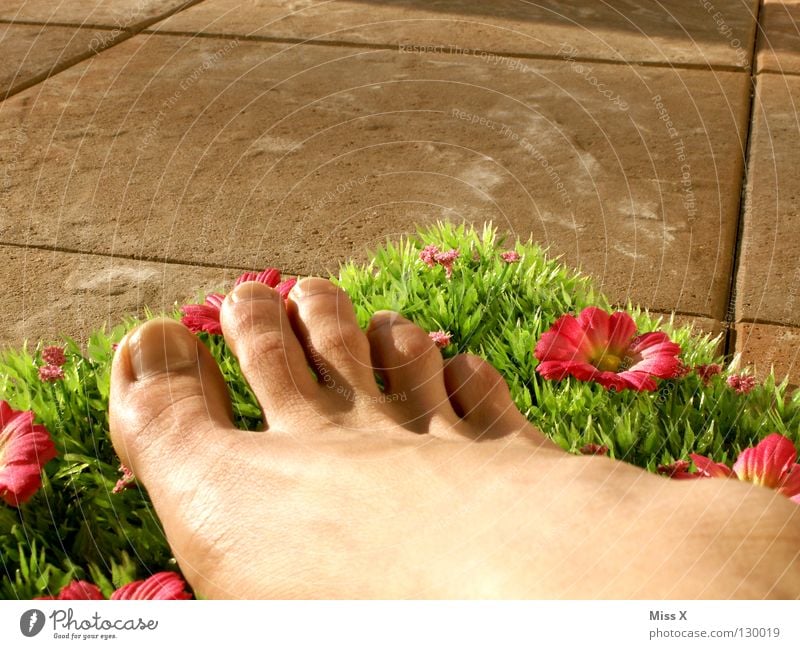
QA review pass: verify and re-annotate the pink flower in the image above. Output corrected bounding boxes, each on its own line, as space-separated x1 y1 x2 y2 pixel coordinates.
38 365 65 382
181 267 294 335
501 250 521 263
37 580 104 600
534 307 682 392
111 572 192 600
419 246 460 278
112 464 136 494
434 249 460 279
671 434 800 503
695 363 721 385
580 443 608 456
429 331 452 348
0 401 57 507
42 345 66 367
419 245 440 268
727 373 757 394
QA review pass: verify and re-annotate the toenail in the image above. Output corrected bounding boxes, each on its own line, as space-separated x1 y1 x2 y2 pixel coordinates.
369 310 404 331
230 281 279 303
128 319 199 380
290 277 339 298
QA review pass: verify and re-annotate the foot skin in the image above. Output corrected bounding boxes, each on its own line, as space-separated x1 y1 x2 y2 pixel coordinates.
110 278 800 599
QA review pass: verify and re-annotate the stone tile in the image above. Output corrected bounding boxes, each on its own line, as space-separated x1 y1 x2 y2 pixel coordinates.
150 0 758 68
756 0 800 74
0 245 238 350
0 34 749 319
735 74 800 328
0 0 192 28
734 322 800 388
0 23 116 98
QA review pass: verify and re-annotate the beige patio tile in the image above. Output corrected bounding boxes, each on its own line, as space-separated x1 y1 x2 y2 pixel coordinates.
0 33 749 319
0 23 117 98
756 0 800 73
735 322 800 388
0 245 237 350
150 0 758 68
0 0 193 28
735 73 800 328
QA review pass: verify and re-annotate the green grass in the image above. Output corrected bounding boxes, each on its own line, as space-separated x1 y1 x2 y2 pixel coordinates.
1 222 797 598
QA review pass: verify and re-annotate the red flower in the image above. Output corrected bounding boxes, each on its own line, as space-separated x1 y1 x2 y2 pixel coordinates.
695 363 721 385
38 365 65 382
428 331 452 348
37 580 104 600
181 268 295 335
732 434 800 502
38 572 192 600
670 434 800 504
0 401 57 507
111 572 192 600
727 373 757 394
580 443 608 456
534 307 682 392
42 346 66 366
657 459 693 477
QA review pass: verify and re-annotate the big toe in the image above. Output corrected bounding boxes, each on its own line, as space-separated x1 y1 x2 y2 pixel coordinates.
109 318 236 503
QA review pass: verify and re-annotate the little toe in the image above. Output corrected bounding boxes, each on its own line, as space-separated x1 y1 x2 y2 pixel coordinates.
286 278 380 400
367 311 460 434
444 354 558 447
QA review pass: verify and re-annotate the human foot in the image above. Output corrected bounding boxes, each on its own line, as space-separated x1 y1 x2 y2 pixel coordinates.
110 278 800 599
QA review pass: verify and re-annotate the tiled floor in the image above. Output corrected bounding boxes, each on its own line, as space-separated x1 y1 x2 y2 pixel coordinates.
0 0 797 386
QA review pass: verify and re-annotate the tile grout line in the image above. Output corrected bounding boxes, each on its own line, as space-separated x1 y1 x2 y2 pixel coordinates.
722 0 764 358
0 239 294 275
139 28 753 74
0 238 750 327
1 0 211 102
0 18 754 74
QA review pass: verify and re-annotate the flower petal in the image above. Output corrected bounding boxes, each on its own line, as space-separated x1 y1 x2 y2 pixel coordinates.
607 312 638 353
732 433 798 489
111 572 192 600
690 454 734 478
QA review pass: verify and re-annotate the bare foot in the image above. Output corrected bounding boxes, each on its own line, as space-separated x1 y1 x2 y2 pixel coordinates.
109 278 800 599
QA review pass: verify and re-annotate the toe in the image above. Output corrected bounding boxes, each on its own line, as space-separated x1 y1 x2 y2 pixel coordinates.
286 278 379 399
109 318 236 498
444 354 557 447
367 311 460 434
221 281 318 422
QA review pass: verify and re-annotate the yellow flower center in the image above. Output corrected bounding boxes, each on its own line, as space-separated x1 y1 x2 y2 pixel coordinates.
592 349 635 373
593 352 622 372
